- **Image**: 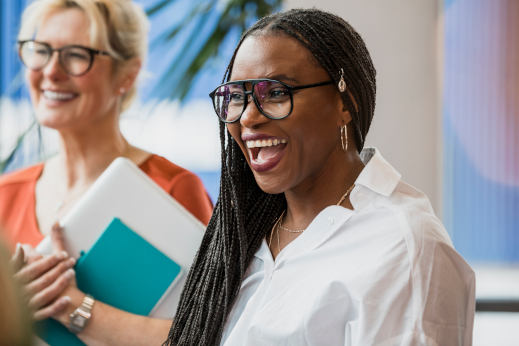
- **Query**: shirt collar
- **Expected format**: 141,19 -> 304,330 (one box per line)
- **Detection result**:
254,148 -> 401,262
354,147 -> 402,197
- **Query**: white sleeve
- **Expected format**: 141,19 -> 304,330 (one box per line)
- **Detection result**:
345,220 -> 475,346
408,239 -> 476,346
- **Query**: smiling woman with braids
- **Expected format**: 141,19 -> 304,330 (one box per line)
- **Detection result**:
166,8 -> 475,346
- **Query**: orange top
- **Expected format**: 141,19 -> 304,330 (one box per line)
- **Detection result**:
0,154 -> 213,250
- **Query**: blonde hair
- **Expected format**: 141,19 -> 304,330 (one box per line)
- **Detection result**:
18,0 -> 149,111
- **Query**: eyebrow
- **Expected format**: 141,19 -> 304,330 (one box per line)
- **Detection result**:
265,74 -> 299,84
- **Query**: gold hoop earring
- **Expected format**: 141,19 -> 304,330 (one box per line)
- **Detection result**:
338,68 -> 346,93
341,124 -> 348,151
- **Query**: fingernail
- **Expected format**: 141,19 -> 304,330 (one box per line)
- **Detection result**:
57,251 -> 68,259
61,296 -> 71,304
65,269 -> 75,278
67,257 -> 76,266
15,243 -> 21,252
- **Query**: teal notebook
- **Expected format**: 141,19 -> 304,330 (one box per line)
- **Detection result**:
37,218 -> 182,345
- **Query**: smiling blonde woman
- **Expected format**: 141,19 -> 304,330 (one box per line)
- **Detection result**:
0,0 -> 212,344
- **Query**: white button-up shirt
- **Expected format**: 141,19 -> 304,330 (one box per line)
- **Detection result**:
221,148 -> 475,346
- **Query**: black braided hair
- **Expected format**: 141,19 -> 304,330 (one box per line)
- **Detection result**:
165,8 -> 376,345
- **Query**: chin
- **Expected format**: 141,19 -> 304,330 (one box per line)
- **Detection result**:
35,111 -> 68,129
253,173 -> 286,195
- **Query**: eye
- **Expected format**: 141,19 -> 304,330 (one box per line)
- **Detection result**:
255,81 -> 291,103
63,48 -> 90,61
34,47 -> 49,56
229,92 -> 245,103
269,88 -> 290,99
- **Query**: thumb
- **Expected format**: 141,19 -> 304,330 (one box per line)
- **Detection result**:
51,222 -> 67,254
10,243 -> 25,271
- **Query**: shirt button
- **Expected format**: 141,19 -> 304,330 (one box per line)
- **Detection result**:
328,216 -> 335,225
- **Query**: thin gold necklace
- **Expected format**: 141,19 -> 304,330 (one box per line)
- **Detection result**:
277,210 -> 305,233
268,183 -> 355,250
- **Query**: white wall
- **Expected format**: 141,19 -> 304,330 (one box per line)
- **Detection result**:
284,0 -> 442,214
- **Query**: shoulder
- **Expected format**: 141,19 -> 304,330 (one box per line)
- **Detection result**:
139,154 -> 213,225
0,164 -> 42,229
391,181 -> 450,242
352,148 -> 465,266
0,164 -> 43,192
353,148 -> 450,245
350,175 -> 474,293
371,181 -> 474,309
344,183 -> 475,343
139,154 -> 200,187
353,173 -> 451,250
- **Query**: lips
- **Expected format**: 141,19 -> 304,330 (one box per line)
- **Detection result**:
242,135 -> 287,172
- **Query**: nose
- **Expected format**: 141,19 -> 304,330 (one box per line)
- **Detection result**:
42,51 -> 67,80
239,94 -> 269,129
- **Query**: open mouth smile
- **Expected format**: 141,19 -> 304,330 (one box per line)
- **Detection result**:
244,137 -> 287,172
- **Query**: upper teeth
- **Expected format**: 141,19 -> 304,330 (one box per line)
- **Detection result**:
246,138 -> 287,148
43,90 -> 75,100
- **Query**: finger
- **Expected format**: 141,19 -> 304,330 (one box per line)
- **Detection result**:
28,268 -> 75,310
51,222 -> 67,253
14,251 -> 69,284
25,257 -> 76,296
33,295 -> 71,321
21,244 -> 42,265
10,243 -> 25,271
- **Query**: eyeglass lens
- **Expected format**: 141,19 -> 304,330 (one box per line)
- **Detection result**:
213,80 -> 292,122
19,41 -> 93,76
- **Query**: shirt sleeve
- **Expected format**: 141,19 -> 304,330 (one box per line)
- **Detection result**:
345,217 -> 475,346
406,238 -> 476,346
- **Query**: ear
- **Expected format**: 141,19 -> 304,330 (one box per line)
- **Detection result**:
116,58 -> 141,95
335,92 -> 352,127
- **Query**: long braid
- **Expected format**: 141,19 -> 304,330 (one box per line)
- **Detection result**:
166,8 -> 375,345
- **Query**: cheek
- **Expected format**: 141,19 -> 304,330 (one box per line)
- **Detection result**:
226,124 -> 249,159
27,71 -> 40,93
226,123 -> 241,145
290,107 -> 338,156
78,75 -> 102,92
77,76 -> 115,105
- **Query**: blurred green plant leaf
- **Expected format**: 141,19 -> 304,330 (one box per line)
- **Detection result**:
146,0 -> 282,101
0,119 -> 37,173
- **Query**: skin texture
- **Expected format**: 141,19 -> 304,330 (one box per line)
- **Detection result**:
227,34 -> 365,258
13,8 -> 171,345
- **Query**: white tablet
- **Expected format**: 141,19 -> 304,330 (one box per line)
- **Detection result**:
36,157 -> 205,318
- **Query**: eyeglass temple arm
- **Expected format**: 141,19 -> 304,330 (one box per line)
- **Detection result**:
290,80 -> 333,91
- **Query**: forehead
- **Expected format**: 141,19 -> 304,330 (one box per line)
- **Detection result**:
35,8 -> 91,46
230,34 -> 326,83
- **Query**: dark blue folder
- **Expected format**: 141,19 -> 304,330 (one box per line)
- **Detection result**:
37,218 -> 182,345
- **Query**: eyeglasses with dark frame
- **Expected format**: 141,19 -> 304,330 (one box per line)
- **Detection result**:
209,78 -> 333,123
18,40 -> 111,77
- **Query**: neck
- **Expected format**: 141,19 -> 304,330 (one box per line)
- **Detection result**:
57,132 -> 129,188
49,112 -> 141,191
283,150 -> 365,229
38,112 -> 151,219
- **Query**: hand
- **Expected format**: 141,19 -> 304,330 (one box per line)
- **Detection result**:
12,224 -> 77,320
